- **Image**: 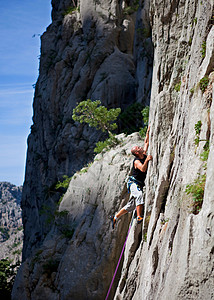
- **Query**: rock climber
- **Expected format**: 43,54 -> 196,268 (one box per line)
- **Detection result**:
111,125 -> 152,229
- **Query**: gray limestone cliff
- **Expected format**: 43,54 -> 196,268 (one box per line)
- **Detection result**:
21,0 -> 153,259
0,182 -> 23,263
13,0 -> 214,299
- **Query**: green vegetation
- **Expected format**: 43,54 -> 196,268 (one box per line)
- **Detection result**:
194,120 -> 202,146
55,175 -> 72,197
78,167 -> 88,175
0,259 -> 20,300
193,17 -> 197,24
190,87 -> 195,94
200,148 -> 209,161
72,99 -> 121,153
119,102 -> 144,135
72,99 -> 121,135
63,7 -> 76,15
199,75 -> 209,92
0,227 -> 10,241
14,226 -> 23,234
139,106 -> 150,138
161,218 -> 169,225
11,241 -> 22,249
76,162 -> 93,174
194,120 -> 210,150
45,175 -> 72,200
185,121 -> 210,214
137,27 -> 151,38
62,228 -> 75,239
185,174 -> 206,214
194,120 -> 202,135
123,0 -> 139,15
200,41 -> 206,58
94,135 -> 120,153
142,106 -> 149,125
41,175 -> 72,225
62,1 -> 79,16
12,249 -> 22,255
72,99 -> 151,153
174,81 -> 181,92
41,176 -> 78,237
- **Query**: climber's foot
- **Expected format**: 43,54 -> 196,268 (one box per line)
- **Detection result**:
110,216 -> 117,229
137,216 -> 143,224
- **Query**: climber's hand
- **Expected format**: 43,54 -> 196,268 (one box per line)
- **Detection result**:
147,155 -> 153,161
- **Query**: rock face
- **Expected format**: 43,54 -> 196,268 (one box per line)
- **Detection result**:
13,0 -> 214,299
114,0 -> 214,299
22,0 -> 153,259
13,133 -> 143,300
0,182 -> 23,263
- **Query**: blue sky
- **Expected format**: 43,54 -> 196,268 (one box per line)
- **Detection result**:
0,1 -> 51,186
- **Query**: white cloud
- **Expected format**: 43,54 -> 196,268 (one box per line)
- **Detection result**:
0,89 -> 33,96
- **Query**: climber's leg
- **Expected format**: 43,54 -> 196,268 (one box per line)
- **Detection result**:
111,208 -> 128,229
136,204 -> 143,217
130,183 -> 144,224
136,204 -> 143,224
115,208 -> 128,219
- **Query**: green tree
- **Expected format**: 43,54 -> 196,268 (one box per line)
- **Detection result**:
139,106 -> 150,138
72,99 -> 121,136
72,99 -> 121,153
0,259 -> 19,300
141,106 -> 149,125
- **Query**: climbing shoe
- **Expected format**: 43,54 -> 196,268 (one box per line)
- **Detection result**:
110,216 -> 117,229
137,216 -> 143,224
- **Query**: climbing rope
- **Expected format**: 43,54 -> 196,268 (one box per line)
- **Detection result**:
105,212 -> 135,300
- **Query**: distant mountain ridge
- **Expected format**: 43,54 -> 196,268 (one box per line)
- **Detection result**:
0,182 -> 23,262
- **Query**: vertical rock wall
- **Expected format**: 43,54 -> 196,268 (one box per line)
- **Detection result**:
114,0 -> 214,299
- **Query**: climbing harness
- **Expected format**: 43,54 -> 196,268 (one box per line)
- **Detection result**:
105,212 -> 135,300
127,176 -> 143,193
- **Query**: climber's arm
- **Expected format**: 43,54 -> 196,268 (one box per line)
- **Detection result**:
143,124 -> 150,153
134,155 -> 153,173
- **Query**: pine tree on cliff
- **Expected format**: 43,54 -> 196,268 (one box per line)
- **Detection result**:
72,99 -> 121,153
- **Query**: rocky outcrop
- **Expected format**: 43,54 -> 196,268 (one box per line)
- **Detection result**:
0,182 -> 23,263
12,133 -> 143,299
22,0 -> 153,259
13,0 -> 214,299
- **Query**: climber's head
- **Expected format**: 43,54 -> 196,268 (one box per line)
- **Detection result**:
131,146 -> 145,158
